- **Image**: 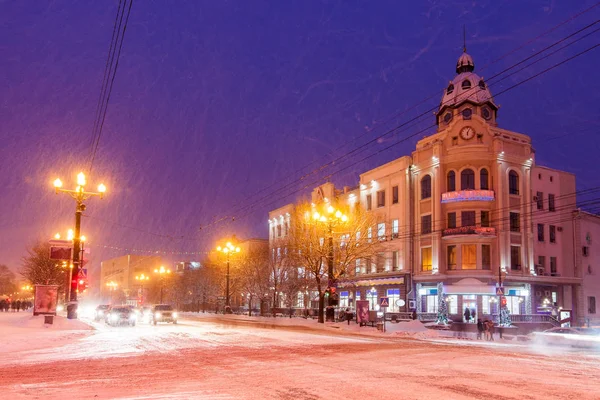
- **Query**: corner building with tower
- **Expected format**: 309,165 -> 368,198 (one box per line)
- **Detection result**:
268,50 -> 585,324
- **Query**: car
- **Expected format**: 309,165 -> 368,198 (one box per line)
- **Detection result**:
530,327 -> 600,348
94,305 -> 111,321
150,304 -> 178,325
105,306 -> 137,327
139,306 -> 152,323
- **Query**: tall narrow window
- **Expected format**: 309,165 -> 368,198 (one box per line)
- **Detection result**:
377,190 -> 385,207
462,211 -> 476,227
536,191 -> 544,210
510,246 -> 521,270
447,245 -> 457,270
510,212 -> 520,232
421,247 -> 432,271
392,219 -> 399,238
480,169 -> 489,190
538,224 -> 545,242
550,225 -> 556,243
392,186 -> 399,204
589,297 -> 596,314
392,251 -> 399,271
482,244 -> 491,270
448,212 -> 456,229
548,194 -> 556,211
461,169 -> 475,190
462,245 -> 477,269
447,171 -> 456,192
377,223 -> 386,240
421,175 -> 432,199
509,171 -> 519,195
481,211 -> 490,227
366,194 -> 372,211
367,227 -> 372,242
538,256 -> 546,274
550,257 -> 557,275
421,215 -> 432,234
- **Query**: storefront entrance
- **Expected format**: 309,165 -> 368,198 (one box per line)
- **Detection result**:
462,294 -> 477,323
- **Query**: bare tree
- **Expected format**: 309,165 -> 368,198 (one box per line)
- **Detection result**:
288,202 -> 378,323
0,264 -> 17,295
235,247 -> 271,316
20,241 -> 68,295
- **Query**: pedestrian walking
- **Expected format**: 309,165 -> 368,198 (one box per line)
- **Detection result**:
471,308 -> 477,323
483,319 -> 490,341
463,307 -> 471,323
477,318 -> 484,340
488,321 -> 495,341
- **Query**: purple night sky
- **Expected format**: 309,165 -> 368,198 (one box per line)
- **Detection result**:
1,1 -> 599,280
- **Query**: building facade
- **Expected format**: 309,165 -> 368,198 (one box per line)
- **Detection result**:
100,255 -> 163,304
269,50 -> 587,323
573,210 -> 600,325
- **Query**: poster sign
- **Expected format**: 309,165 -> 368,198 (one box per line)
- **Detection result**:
355,300 -> 370,325
33,285 -> 59,316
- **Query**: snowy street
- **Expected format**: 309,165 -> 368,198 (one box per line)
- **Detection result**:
1,313 -> 599,399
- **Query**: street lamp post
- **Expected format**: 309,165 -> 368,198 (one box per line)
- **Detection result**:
216,241 -> 241,311
106,281 -> 118,304
53,172 -> 106,319
135,273 -> 150,305
312,205 -> 348,323
153,266 -> 171,304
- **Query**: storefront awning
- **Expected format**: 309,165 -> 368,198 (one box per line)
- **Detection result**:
339,277 -> 405,287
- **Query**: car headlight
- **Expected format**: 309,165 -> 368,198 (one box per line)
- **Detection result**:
110,314 -> 118,321
155,312 -> 162,318
98,310 -> 104,316
172,312 -> 178,319
130,314 -> 137,320
57,305 -> 64,312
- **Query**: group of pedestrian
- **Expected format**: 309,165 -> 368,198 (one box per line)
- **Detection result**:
463,307 -> 477,323
476,318 -> 495,341
0,299 -> 31,312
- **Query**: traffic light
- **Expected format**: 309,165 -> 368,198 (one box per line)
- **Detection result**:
77,279 -> 88,293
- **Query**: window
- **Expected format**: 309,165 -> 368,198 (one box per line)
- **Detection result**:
548,194 -> 556,211
478,79 -> 486,89
589,297 -> 596,314
448,212 -> 456,229
366,258 -> 373,273
538,224 -> 545,242
482,107 -> 491,120
480,169 -> 489,190
509,171 -> 519,195
421,247 -> 432,271
583,246 -> 590,257
448,295 -> 458,314
366,194 -> 372,211
377,223 -> 386,240
550,257 -> 557,276
392,219 -> 399,238
462,108 -> 472,120
538,256 -> 546,274
426,295 -> 438,313
421,215 -> 432,234
461,211 -> 476,227
377,252 -> 386,272
285,222 -> 289,236
510,212 -> 520,232
550,225 -> 556,243
446,84 -> 454,94
482,244 -> 491,270
447,171 -> 456,192
367,227 -> 372,242
392,186 -> 399,204
444,112 -> 453,124
482,296 -> 491,315
510,246 -> 521,270
296,292 -> 305,308
387,289 -> 400,312
377,190 -> 385,207
421,175 -> 432,199
271,226 -> 275,239
366,290 -> 378,310
277,225 -> 282,237
339,291 -> 349,308
506,296 -> 521,315
536,191 -> 543,210
355,259 -> 362,274
447,245 -> 457,270
481,211 -> 490,227
461,169 -> 475,190
462,244 -> 477,269
392,251 -> 399,271
461,80 -> 471,90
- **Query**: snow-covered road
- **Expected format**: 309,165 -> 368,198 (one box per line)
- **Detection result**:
1,313 -> 599,399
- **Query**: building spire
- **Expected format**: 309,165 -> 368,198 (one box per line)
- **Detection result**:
463,25 -> 467,53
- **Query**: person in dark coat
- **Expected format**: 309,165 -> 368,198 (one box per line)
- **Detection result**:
463,307 -> 471,323
477,319 -> 484,340
0,299 -> 5,312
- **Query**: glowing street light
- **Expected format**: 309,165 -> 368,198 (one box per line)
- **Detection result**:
135,274 -> 150,305
216,239 -> 241,309
153,266 -> 171,304
52,171 -> 107,319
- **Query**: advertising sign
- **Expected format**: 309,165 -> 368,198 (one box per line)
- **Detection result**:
33,285 -> 59,316
355,300 -> 370,325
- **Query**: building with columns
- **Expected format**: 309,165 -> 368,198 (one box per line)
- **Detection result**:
268,49 -> 585,324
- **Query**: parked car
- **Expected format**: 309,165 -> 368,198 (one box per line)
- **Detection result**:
150,304 -> 178,325
94,305 -> 111,321
105,306 -> 137,327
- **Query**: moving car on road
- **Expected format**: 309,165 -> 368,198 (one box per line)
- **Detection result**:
105,306 -> 137,327
151,304 -> 178,325
94,305 -> 111,321
530,327 -> 600,348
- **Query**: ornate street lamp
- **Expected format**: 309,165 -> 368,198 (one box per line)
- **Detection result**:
153,266 -> 171,304
135,273 -> 150,305
53,172 -> 106,319
216,240 -> 241,310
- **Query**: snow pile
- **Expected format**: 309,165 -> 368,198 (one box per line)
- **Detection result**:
16,314 -> 94,330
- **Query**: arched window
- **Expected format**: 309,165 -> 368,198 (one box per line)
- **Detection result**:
462,80 -> 471,90
480,168 -> 489,190
478,79 -> 486,89
446,84 -> 454,94
447,171 -> 456,192
509,171 -> 519,195
421,175 -> 432,200
461,169 -> 475,190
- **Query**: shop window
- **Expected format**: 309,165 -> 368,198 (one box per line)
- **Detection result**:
447,295 -> 458,314
426,295 -> 438,313
506,296 -> 522,315
447,245 -> 457,270
511,246 -> 521,270
339,291 -> 349,308
510,212 -> 520,232
461,169 -> 475,190
482,296 -> 491,315
421,175 -> 432,199
482,245 -> 491,270
480,168 -> 489,190
447,170 -> 456,192
462,244 -> 477,269
421,247 -> 432,271
366,290 -> 378,310
387,289 -> 401,312
509,171 -> 519,195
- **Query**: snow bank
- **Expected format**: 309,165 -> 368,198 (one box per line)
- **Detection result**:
16,314 -> 94,331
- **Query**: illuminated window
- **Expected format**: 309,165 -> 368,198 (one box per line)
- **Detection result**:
426,295 -> 438,313
447,295 -> 458,314
392,219 -> 399,238
387,289 -> 400,312
421,247 -> 432,271
377,223 -> 386,240
447,245 -> 457,270
462,245 -> 477,269
366,289 -> 378,310
339,291 -> 349,308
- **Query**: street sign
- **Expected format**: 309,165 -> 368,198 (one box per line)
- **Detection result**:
379,297 -> 389,307
396,299 -> 405,307
496,287 -> 504,295
78,269 -> 87,279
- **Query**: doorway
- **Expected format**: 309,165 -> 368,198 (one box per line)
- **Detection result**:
462,295 -> 477,323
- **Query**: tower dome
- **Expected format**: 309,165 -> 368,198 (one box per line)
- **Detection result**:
456,52 -> 475,74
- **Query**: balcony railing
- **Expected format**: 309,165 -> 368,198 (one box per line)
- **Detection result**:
441,189 -> 495,203
442,226 -> 496,237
